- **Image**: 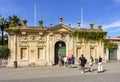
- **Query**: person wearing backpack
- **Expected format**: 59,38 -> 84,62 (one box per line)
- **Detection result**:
79,54 -> 87,74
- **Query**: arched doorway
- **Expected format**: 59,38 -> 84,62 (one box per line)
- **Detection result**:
54,41 -> 66,65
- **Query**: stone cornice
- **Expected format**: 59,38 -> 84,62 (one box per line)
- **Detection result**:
7,23 -> 106,34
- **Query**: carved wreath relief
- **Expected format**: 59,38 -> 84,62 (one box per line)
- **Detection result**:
54,33 -> 67,42
18,35 -> 46,47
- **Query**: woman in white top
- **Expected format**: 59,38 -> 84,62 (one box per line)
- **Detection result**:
89,56 -> 94,71
63,56 -> 67,67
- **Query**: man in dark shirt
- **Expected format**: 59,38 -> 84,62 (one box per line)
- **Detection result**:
79,54 -> 86,73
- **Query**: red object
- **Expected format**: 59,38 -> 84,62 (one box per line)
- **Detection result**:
67,53 -> 72,59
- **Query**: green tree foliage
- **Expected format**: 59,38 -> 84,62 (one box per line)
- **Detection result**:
0,36 -> 2,45
8,15 -> 22,27
104,41 -> 118,53
4,15 -> 22,35
0,46 -> 9,66
0,15 -> 8,46
0,46 -> 9,59
0,36 -> 8,45
0,16 -> 8,29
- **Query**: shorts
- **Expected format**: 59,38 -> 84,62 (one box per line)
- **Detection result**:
81,64 -> 85,67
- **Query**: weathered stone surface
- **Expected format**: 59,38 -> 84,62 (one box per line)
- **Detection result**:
7,24 -> 104,67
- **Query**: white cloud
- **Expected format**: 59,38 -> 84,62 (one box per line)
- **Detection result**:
103,20 -> 120,29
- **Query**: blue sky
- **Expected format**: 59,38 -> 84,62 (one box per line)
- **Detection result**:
0,0 -> 120,37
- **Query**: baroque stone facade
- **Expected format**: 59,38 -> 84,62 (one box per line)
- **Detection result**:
7,19 -> 105,67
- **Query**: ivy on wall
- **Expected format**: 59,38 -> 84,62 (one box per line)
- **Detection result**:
69,31 -> 118,53
104,41 -> 118,53
0,46 -> 10,59
69,31 -> 107,42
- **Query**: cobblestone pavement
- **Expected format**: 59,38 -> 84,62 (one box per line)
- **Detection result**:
0,61 -> 120,82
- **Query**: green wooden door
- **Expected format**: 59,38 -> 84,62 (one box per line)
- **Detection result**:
55,41 -> 66,64
109,49 -> 117,60
58,47 -> 66,57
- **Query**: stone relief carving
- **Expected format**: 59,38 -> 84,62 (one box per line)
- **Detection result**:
19,41 -> 28,47
90,44 -> 96,48
18,35 -> 46,42
37,36 -> 42,40
54,33 -> 67,41
69,37 -> 73,42
37,35 -> 46,42
76,43 -> 83,48
37,42 -> 46,47
76,38 -> 82,43
18,36 -> 27,41
49,32 -> 54,41
28,35 -> 36,41
49,36 -> 53,41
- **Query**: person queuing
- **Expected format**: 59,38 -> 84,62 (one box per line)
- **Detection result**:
58,56 -> 62,67
71,55 -> 75,67
63,56 -> 68,67
97,56 -> 103,73
79,54 -> 87,74
89,56 -> 94,72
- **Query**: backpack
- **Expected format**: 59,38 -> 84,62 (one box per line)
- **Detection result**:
85,58 -> 87,64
